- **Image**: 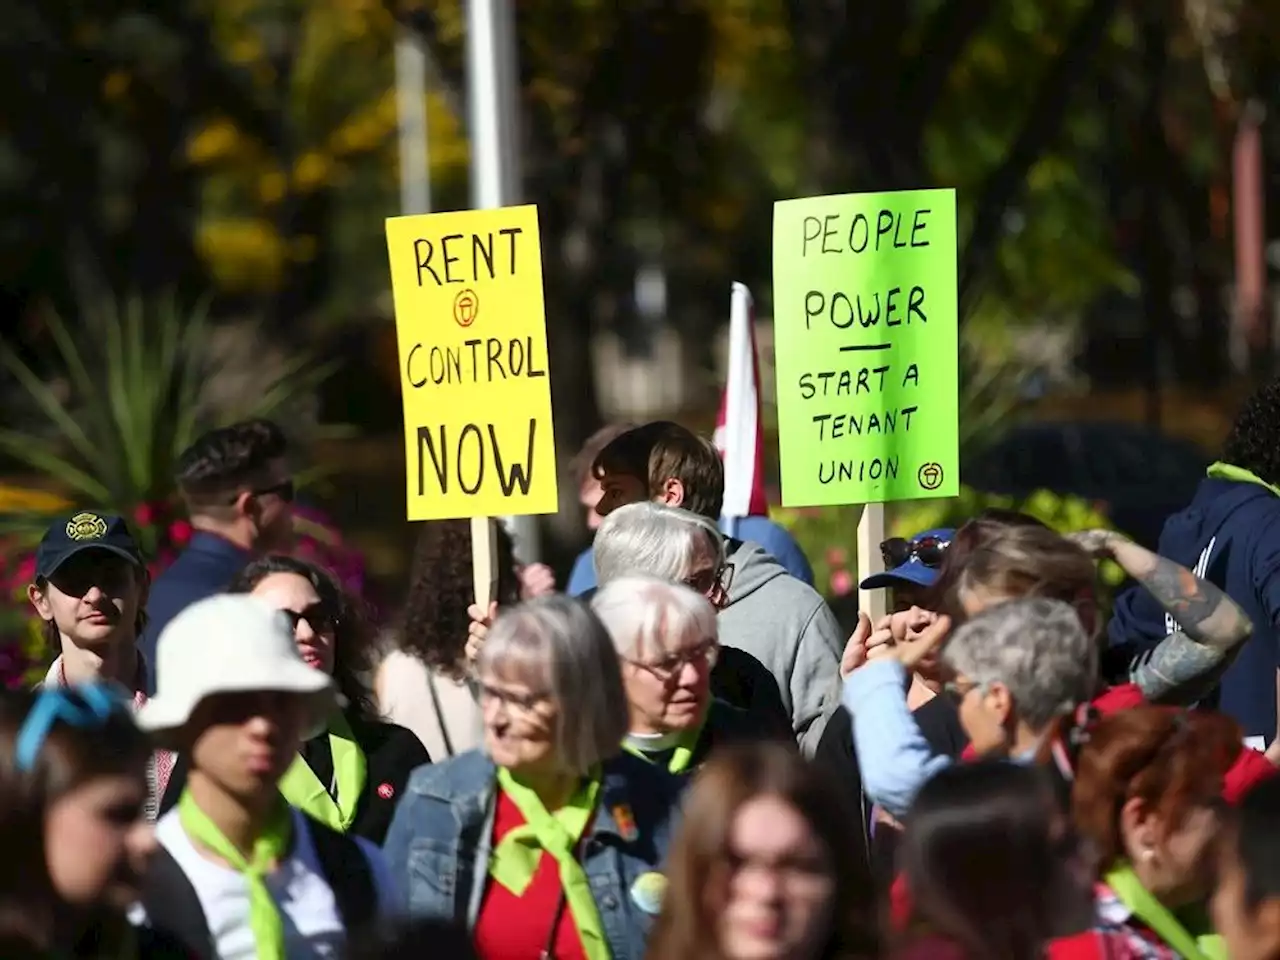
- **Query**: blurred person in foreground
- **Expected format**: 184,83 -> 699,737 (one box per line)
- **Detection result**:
1109,378 -> 1280,747
590,422 -> 843,752
1057,705 -> 1242,958
645,741 -> 877,960
593,576 -> 779,778
1212,775 -> 1280,960
133,595 -> 394,959
844,523 -> 1259,821
383,595 -> 682,960
141,419 -> 295,692
0,686 -> 190,959
27,511 -> 175,818
159,556 -> 428,844
893,760 -> 1094,960
592,501 -> 789,734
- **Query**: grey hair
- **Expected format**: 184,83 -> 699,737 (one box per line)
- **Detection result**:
591,575 -> 719,661
942,596 -> 1098,732
593,501 -> 726,585
477,595 -> 628,774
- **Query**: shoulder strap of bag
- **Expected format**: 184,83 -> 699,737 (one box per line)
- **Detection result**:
426,671 -> 456,758
138,844 -> 215,960
308,816 -> 379,937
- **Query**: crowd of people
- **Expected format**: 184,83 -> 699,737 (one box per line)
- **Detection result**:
10,380 -> 1280,959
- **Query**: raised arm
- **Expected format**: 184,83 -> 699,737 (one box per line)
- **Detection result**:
1071,530 -> 1252,703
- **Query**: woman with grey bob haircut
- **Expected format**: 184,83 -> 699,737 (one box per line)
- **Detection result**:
942,596 -> 1098,752
594,501 -> 731,603
592,503 -> 791,737
383,595 -> 685,960
594,577 -> 777,776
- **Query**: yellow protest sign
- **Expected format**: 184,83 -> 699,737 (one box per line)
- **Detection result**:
385,204 -> 558,521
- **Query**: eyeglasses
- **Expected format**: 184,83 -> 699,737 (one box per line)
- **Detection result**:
255,480 -> 295,503
626,637 -> 720,681
281,604 -> 336,635
881,535 -> 950,570
478,682 -> 553,714
15,684 -> 132,772
683,564 -> 733,598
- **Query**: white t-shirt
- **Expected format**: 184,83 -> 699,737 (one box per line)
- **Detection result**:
132,807 -> 396,959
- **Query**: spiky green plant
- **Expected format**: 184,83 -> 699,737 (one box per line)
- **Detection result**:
0,294 -> 341,546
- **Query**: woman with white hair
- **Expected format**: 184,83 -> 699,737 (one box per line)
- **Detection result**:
593,502 -> 791,738
382,595 -> 683,960
593,577 -> 777,776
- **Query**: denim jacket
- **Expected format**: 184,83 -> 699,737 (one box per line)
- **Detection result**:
382,749 -> 683,960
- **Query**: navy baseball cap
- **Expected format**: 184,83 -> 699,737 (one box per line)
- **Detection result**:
35,512 -> 145,579
859,527 -> 955,591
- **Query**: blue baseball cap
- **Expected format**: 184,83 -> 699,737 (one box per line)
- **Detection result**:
859,527 -> 955,591
35,512 -> 145,580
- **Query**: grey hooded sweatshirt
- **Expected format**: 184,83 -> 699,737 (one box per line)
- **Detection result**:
718,540 -> 845,754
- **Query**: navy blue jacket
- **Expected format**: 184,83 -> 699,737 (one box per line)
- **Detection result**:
1107,478 -> 1280,739
140,533 -> 251,694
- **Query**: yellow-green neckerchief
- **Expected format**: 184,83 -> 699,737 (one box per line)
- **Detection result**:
278,711 -> 367,832
1207,461 -> 1280,499
178,789 -> 292,960
1105,864 -> 1225,960
622,708 -> 709,774
489,767 -> 610,960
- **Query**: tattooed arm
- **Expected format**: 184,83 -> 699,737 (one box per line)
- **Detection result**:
1070,530 -> 1252,703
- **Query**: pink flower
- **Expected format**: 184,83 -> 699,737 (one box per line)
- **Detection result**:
825,546 -> 847,566
168,520 -> 193,546
134,502 -> 155,526
830,569 -> 854,597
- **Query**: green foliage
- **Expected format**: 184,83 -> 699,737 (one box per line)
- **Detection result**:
0,294 -> 339,546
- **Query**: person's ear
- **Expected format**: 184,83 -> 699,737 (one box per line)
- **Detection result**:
1119,796 -> 1158,862
657,477 -> 685,508
984,682 -> 1013,725
232,489 -> 255,520
27,583 -> 53,621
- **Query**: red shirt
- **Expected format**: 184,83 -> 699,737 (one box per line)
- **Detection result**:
473,788 -> 589,960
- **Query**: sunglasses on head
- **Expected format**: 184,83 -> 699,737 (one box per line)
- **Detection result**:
880,535 -> 950,570
15,684 -> 133,773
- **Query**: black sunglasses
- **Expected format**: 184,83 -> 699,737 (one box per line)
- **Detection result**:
881,535 -> 950,569
281,603 -> 336,635
255,479 -> 295,503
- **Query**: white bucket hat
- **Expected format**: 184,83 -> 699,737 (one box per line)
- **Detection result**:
136,594 -> 337,746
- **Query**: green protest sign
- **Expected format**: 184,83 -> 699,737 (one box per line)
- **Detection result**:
772,188 -> 959,507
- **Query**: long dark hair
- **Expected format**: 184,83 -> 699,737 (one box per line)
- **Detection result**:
647,741 -> 878,960
0,688 -> 151,955
227,555 -> 377,719
397,519 -> 522,680
901,760 -> 1079,960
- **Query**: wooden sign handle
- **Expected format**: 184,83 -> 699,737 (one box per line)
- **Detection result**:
471,516 -> 499,610
856,503 -> 888,622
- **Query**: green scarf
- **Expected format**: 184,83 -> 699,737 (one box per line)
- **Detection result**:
1105,864 -> 1225,960
621,710 -> 709,774
490,768 -> 610,960
178,790 -> 293,960
1207,461 -> 1280,499
278,712 -> 367,832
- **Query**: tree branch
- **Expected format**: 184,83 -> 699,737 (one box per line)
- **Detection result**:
958,0 -> 1123,320
902,0 -> 999,135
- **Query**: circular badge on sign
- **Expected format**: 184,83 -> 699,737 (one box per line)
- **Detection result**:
629,872 -> 668,916
917,462 -> 944,491
453,289 -> 479,327
66,512 -> 108,542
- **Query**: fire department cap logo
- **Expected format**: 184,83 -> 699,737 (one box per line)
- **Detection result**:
66,512 -> 109,542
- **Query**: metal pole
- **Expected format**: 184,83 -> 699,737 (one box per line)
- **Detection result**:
465,0 -> 540,562
395,28 -> 431,215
